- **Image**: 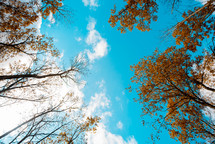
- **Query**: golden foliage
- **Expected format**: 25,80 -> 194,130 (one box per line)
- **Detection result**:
109,0 -> 215,53
113,0 -> 215,142
130,46 -> 215,142
172,1 -> 215,52
108,0 -> 158,33
0,0 -> 65,60
0,1 -> 99,143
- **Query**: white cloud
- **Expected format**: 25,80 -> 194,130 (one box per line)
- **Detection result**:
101,111 -> 112,119
76,37 -> 82,42
85,79 -> 111,122
86,80 -> 109,117
86,91 -> 110,117
87,123 -> 138,144
48,12 -> 56,24
122,91 -> 125,95
85,18 -> 108,62
115,96 -> 120,101
82,0 -> 98,8
35,15 -> 42,34
117,121 -> 123,130
196,0 -> 215,5
127,136 -> 138,144
85,80 -> 137,144
196,0 -> 208,4
97,79 -> 105,88
87,18 -> 96,31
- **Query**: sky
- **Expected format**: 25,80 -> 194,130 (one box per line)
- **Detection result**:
39,0 -> 180,143
38,0 -> 208,143
0,0 -> 206,144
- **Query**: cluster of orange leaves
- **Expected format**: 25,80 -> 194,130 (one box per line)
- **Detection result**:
173,1 -> 215,52
0,0 -> 64,61
129,45 -> 215,143
41,0 -> 63,19
108,0 -> 158,33
111,0 -> 215,142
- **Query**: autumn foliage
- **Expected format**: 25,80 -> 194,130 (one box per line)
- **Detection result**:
109,0 -> 158,33
110,0 -> 215,143
129,46 -> 215,143
0,0 -> 67,61
172,0 -> 215,52
0,0 -> 99,143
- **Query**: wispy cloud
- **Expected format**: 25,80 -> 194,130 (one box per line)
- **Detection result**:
86,91 -> 110,117
87,123 -> 138,144
97,79 -> 105,88
85,80 -> 137,144
47,12 -> 56,27
35,15 -> 42,34
85,17 -> 108,62
117,121 -> 123,130
82,0 -> 98,8
75,37 -> 82,42
196,0 -> 208,4
85,80 -> 110,117
48,12 -> 56,24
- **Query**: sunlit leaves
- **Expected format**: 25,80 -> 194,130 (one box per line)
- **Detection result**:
0,0 -> 64,31
0,0 -> 63,60
172,0 -> 215,52
129,46 -> 215,142
0,0 -> 99,143
112,0 -> 215,142
108,0 -> 158,33
40,0 -> 64,19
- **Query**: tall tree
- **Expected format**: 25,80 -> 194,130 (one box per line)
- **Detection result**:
129,46 -> 215,143
109,0 -> 215,52
0,0 -> 68,61
0,0 -> 98,143
109,0 -> 215,143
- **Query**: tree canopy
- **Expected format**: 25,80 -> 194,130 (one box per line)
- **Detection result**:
0,0 -> 99,143
109,0 -> 215,51
129,46 -> 215,143
109,0 -> 215,143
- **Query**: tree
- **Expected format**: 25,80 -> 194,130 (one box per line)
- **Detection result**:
109,0 -> 215,143
42,116 -> 100,144
0,103 -> 100,143
109,0 -> 215,52
109,0 -> 214,41
129,46 -> 215,143
108,0 -> 158,33
0,0 -> 99,143
0,0 -> 65,31
0,0 -> 68,61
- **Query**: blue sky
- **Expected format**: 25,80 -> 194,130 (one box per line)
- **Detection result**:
40,0 -> 204,143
